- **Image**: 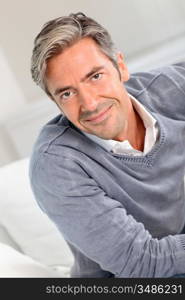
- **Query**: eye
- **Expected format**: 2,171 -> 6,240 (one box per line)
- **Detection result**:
91,73 -> 102,81
60,90 -> 74,101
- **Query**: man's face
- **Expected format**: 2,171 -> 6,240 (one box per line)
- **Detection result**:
46,37 -> 132,141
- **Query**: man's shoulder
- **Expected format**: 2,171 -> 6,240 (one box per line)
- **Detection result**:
29,114 -> 91,174
31,114 -> 70,154
29,114 -> 78,182
126,62 -> 185,119
126,62 -> 185,97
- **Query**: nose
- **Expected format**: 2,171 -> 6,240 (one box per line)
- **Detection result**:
79,86 -> 98,112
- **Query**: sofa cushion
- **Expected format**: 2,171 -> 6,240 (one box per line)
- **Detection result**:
0,158 -> 74,270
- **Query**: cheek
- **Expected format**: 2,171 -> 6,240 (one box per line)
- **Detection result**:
60,101 -> 80,123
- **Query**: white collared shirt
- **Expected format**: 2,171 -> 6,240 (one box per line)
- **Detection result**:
84,94 -> 159,156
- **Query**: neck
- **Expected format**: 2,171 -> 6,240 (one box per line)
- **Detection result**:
113,95 -> 146,151
131,109 -> 146,151
129,107 -> 145,151
115,103 -> 145,151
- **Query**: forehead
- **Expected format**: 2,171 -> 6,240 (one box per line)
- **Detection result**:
46,37 -> 112,78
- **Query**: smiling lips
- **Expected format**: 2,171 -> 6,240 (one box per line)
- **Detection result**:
84,105 -> 113,125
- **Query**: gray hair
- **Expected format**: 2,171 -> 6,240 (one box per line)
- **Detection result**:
31,12 -> 119,98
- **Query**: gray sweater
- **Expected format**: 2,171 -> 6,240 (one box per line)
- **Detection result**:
29,63 -> 185,277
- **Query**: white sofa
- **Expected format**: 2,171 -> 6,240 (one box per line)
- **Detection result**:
0,158 -> 74,277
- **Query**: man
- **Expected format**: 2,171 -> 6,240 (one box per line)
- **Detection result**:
30,12 -> 185,277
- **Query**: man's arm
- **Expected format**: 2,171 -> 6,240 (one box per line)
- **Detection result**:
30,154 -> 185,277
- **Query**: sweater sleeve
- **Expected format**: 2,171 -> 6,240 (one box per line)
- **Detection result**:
30,153 -> 185,277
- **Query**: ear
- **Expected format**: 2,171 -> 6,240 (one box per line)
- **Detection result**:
116,52 -> 130,82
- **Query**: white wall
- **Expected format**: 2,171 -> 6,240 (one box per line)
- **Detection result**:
0,48 -> 25,121
0,0 -> 185,166
0,47 -> 26,165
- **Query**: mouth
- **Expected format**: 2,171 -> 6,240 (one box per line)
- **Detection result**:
84,105 -> 113,125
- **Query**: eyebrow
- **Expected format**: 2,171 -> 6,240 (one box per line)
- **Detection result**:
54,85 -> 73,96
80,65 -> 104,82
54,65 -> 104,96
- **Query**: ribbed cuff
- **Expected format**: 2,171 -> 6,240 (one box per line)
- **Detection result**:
173,234 -> 185,275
